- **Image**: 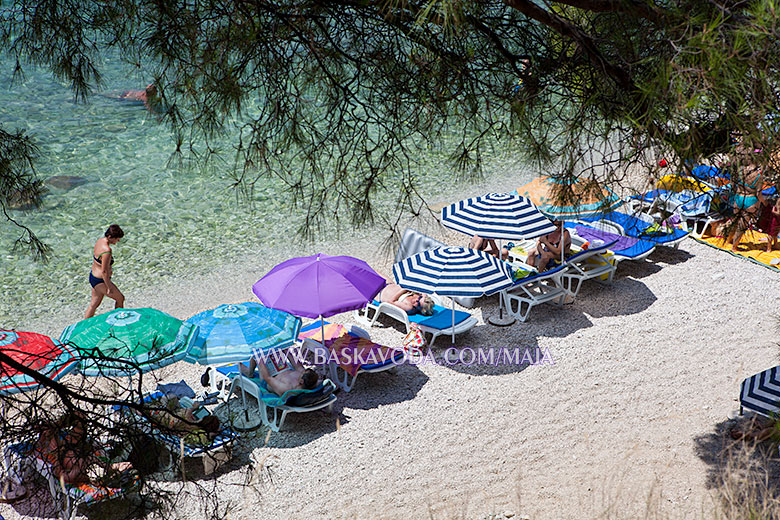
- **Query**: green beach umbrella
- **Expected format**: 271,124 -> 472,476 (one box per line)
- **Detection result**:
60,308 -> 200,377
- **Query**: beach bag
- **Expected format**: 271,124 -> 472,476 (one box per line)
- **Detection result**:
402,323 -> 427,353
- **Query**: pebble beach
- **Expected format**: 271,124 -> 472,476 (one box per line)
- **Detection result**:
3,184 -> 779,519
2,48 -> 779,520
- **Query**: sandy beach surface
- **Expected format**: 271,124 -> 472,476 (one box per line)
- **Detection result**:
3,183 -> 780,520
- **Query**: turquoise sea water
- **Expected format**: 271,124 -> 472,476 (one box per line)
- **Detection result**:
0,54 -> 530,329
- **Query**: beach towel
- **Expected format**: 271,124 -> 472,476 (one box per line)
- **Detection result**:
298,323 -> 348,342
757,204 -> 780,237
694,229 -> 780,272
573,225 -> 638,251
156,380 -> 196,399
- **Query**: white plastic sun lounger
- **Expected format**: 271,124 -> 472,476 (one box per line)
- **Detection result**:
228,369 -> 337,432
299,322 -> 404,392
354,293 -> 477,347
580,206 -> 690,248
557,237 -> 619,296
499,258 -> 569,322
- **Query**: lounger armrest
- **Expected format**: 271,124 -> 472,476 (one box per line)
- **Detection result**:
374,302 -> 412,328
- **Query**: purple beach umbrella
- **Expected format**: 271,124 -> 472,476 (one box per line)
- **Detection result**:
252,253 -> 386,346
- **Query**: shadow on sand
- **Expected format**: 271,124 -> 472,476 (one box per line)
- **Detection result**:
694,417 -> 780,511
576,276 -> 657,319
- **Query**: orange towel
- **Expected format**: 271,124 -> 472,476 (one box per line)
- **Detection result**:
298,323 -> 348,342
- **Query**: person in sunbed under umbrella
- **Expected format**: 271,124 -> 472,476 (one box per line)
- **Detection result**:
377,283 -> 435,316
35,411 -> 136,486
469,235 -> 509,261
147,395 -> 221,443
239,350 -> 319,396
527,219 -> 572,271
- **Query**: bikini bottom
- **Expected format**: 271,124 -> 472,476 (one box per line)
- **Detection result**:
731,194 -> 759,210
89,272 -> 105,288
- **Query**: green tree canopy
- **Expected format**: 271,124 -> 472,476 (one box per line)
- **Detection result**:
3,0 -> 780,255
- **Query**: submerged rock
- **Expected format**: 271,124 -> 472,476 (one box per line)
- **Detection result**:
46,175 -> 89,190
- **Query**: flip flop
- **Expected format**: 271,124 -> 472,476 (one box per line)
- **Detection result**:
0,482 -> 28,504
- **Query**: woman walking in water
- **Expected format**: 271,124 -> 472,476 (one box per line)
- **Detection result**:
85,224 -> 125,319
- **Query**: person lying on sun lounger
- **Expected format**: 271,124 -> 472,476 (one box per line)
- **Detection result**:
240,350 -> 319,397
377,283 -> 435,316
35,411 -> 135,486
146,395 -> 221,443
527,219 -> 572,271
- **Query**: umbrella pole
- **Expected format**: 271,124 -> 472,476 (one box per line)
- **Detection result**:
499,239 -> 505,318
451,299 -> 455,344
561,221 -> 573,303
488,239 -> 516,327
320,315 -> 325,347
0,400 -> 10,498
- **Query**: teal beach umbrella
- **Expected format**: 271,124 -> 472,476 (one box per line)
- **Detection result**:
184,302 -> 301,365
60,308 -> 199,377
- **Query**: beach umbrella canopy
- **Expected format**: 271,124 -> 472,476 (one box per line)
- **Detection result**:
393,246 -> 514,297
441,192 -> 556,240
740,365 -> 780,417
516,175 -> 622,220
0,330 -> 79,395
60,308 -> 199,377
184,302 -> 301,365
393,247 -> 514,342
252,253 -> 385,319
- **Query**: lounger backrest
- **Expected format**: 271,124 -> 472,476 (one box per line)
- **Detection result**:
395,227 -> 476,308
395,227 -> 447,263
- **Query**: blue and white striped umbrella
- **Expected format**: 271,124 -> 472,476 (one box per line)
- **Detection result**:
184,302 -> 301,365
441,192 -> 556,240
393,247 -> 514,342
393,247 -> 514,297
740,365 -> 780,417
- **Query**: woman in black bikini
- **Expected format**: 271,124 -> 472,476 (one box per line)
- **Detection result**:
84,224 -> 125,319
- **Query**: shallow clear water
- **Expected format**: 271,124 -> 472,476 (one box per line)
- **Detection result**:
0,54 -> 531,329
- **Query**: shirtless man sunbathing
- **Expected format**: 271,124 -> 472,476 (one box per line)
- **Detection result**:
239,350 -> 319,396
